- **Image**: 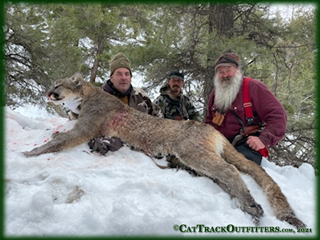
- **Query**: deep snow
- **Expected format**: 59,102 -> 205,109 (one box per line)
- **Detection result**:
4,105 -> 316,237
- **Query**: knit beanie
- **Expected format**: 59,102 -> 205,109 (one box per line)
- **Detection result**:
109,53 -> 132,77
214,52 -> 240,71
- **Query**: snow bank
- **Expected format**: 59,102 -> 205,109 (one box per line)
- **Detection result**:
4,106 -> 316,237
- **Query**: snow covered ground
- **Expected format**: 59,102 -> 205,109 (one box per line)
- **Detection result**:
4,105 -> 316,237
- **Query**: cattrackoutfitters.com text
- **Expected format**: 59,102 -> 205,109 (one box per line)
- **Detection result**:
173,224 -> 309,234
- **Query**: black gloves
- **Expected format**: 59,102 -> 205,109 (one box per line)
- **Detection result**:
88,136 -> 123,155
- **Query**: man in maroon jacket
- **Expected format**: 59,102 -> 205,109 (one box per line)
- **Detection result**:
205,52 -> 287,165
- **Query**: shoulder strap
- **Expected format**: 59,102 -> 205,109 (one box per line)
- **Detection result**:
243,77 -> 254,126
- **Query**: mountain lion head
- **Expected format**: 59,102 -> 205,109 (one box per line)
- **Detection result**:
47,73 -> 83,105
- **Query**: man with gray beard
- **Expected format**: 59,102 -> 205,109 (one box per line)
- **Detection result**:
205,52 -> 287,165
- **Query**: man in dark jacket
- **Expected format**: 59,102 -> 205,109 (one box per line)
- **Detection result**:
205,52 -> 287,165
88,52 -> 162,154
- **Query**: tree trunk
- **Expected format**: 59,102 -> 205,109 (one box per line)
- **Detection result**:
212,4 -> 234,37
203,4 -> 234,118
90,36 -> 105,83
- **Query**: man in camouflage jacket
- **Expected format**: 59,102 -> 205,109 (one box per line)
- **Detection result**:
88,53 -> 162,154
154,70 -> 201,121
154,70 -> 200,173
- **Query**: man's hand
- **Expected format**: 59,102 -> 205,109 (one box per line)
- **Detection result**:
246,136 -> 265,151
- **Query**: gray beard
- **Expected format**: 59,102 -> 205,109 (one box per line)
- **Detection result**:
214,70 -> 243,112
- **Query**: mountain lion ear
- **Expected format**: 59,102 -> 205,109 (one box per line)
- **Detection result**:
71,73 -> 83,86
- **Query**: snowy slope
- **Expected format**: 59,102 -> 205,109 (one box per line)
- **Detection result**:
4,105 -> 316,237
